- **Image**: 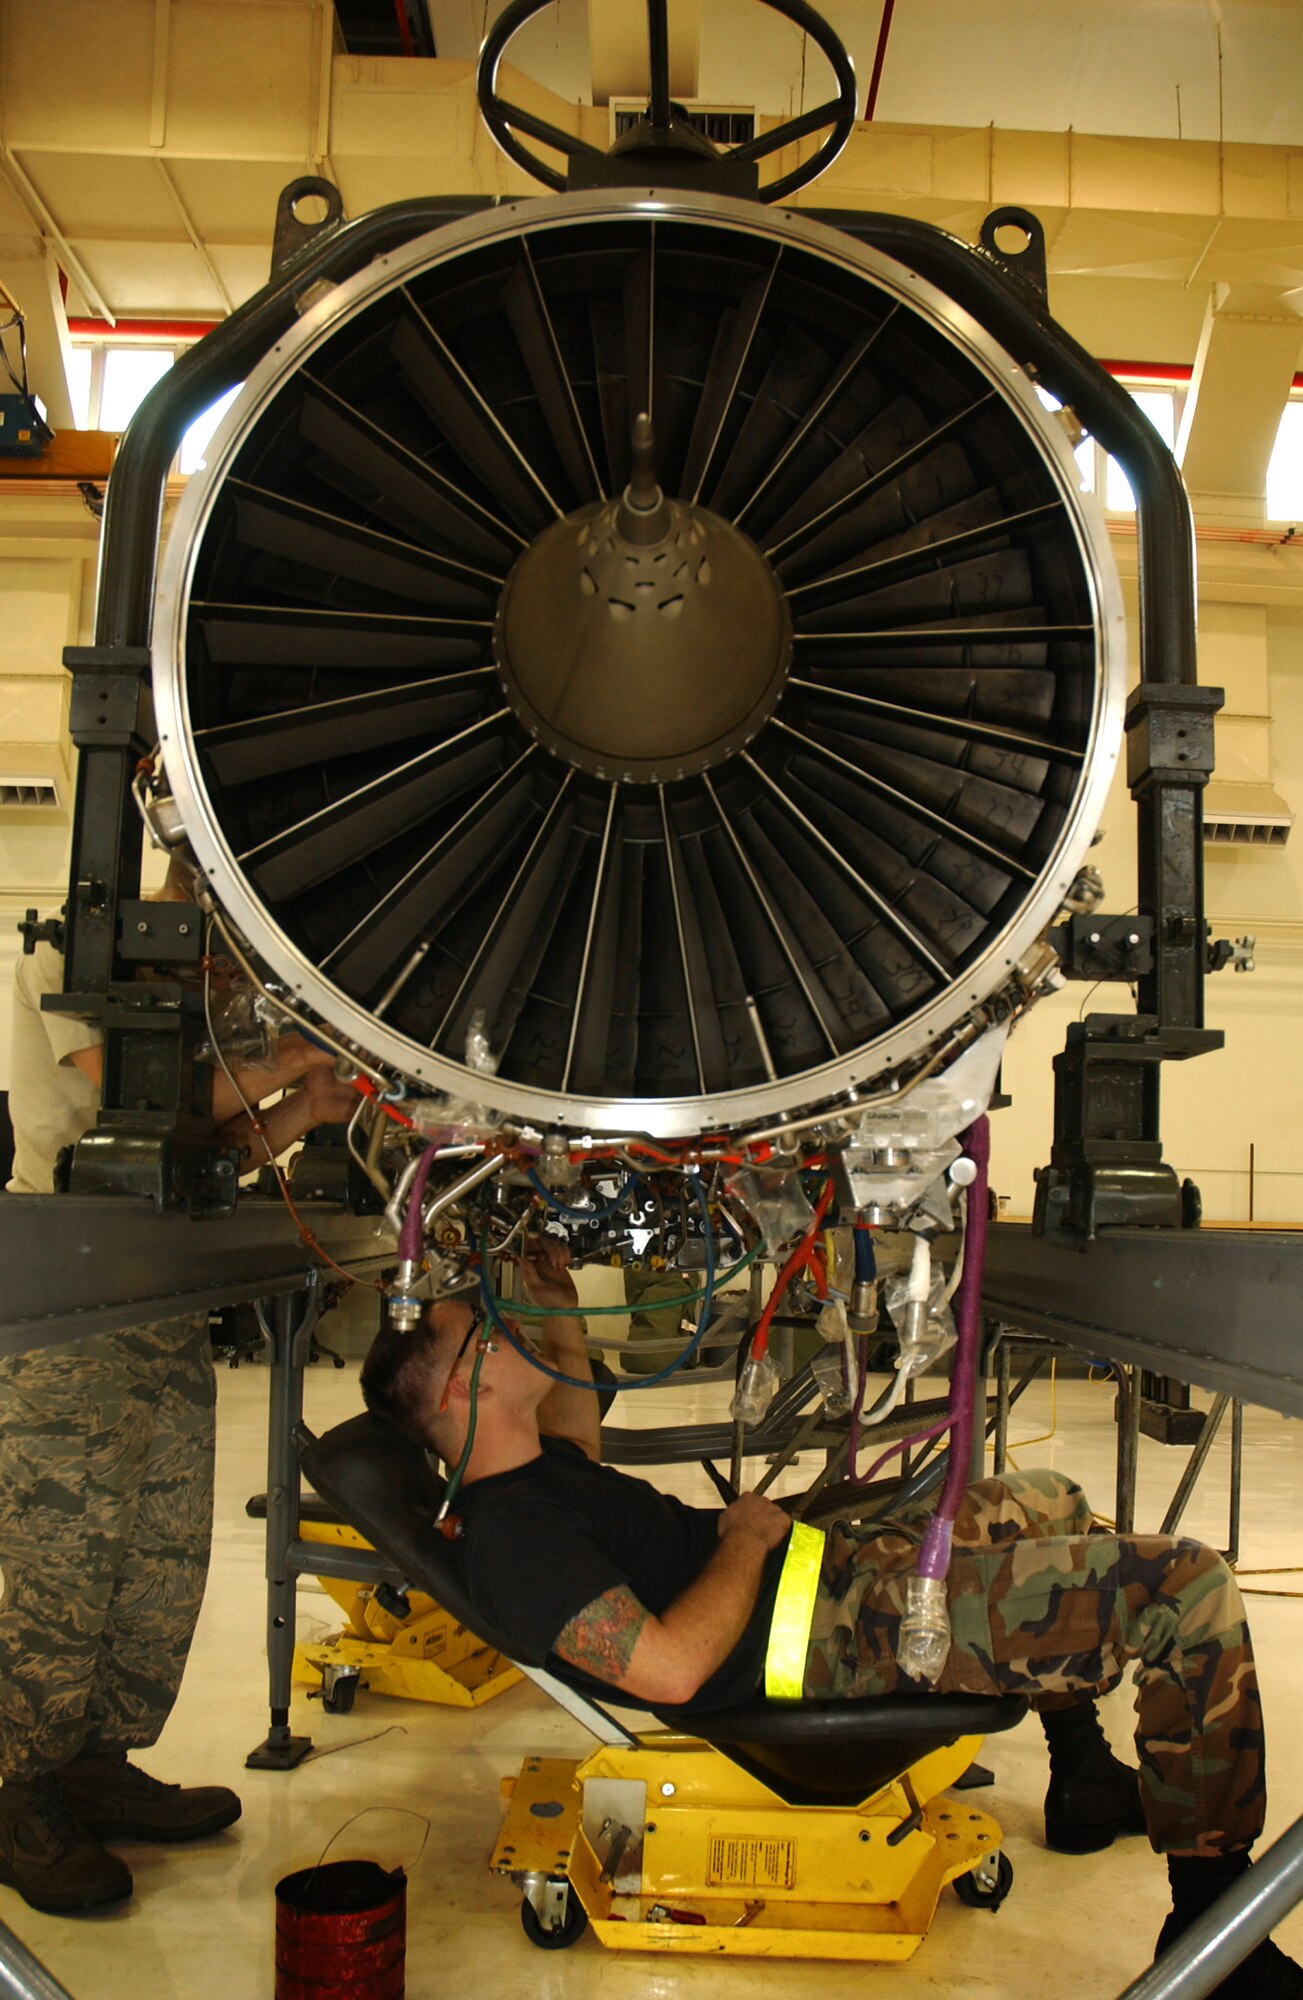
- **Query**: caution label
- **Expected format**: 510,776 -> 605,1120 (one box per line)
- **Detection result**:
705,1835 -> 795,1890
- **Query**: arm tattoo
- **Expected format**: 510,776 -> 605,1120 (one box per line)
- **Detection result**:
554,1585 -> 648,1687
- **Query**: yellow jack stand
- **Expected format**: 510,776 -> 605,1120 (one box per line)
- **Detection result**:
493,1731 -> 1010,1961
292,1518 -> 521,1710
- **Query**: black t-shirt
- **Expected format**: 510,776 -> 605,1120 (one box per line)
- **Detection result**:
450,1438 -> 789,1714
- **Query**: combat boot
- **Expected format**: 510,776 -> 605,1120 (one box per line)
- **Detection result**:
1044,1747 -> 1148,1852
59,1752 -> 241,1844
0,1774 -> 133,1914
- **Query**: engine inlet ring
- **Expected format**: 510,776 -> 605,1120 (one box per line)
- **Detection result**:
153,189 -> 1124,1138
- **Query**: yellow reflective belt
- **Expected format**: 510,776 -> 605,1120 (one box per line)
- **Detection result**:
763,1521 -> 826,1699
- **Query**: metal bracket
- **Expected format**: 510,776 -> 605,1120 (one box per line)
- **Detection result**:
270,176 -> 346,283
63,645 -> 155,752
977,206 -> 1049,303
117,898 -> 203,965
1051,914 -> 1154,984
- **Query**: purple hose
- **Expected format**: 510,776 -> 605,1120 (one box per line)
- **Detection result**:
397,1144 -> 440,1263
916,1114 -> 990,1582
857,1414 -> 952,1490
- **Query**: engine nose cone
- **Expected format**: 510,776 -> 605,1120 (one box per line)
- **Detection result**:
495,419 -> 791,782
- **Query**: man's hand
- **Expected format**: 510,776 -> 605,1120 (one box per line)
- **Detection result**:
717,1491 -> 791,1551
301,1064 -> 361,1124
517,1234 -> 579,1311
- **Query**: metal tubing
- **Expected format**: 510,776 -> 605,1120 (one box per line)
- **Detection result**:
646,0 -> 671,130
1116,1364 -> 1141,1535
1159,1393 -> 1230,1537
993,1333 -> 1011,1474
0,1919 -> 79,2000
1227,1400 -> 1243,1566
261,1280 -> 317,1744
1112,1812 -> 1303,2000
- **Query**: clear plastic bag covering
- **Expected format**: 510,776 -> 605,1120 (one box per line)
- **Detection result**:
841,1142 -> 958,1217
884,1263 -> 956,1380
849,1021 -> 1010,1154
817,1297 -> 849,1343
811,1342 -> 852,1417
464,1009 -> 500,1076
406,1093 -> 507,1143
725,1165 -> 814,1253
731,1352 -> 781,1425
193,979 -> 276,1068
896,1574 -> 951,1683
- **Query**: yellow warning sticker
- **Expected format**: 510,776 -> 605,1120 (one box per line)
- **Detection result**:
705,1835 -> 795,1890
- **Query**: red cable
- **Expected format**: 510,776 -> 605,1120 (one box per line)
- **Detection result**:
749,1177 -> 835,1362
350,1075 -> 417,1129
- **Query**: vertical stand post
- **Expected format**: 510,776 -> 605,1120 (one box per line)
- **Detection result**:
993,1332 -> 1011,1476
0,1916 -> 79,2000
1113,1812 -> 1303,2000
1116,1364 -> 1141,1534
246,1274 -> 319,1770
1227,1400 -> 1243,1566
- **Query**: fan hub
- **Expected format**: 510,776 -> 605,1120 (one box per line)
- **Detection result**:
494,494 -> 791,783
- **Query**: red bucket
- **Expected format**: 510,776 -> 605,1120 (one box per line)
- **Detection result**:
275,1859 -> 406,2000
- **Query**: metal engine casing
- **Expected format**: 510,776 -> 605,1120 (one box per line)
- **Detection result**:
152,190 -> 1125,1143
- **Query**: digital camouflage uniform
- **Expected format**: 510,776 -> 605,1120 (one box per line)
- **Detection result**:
0,1317 -> 215,1782
805,1467 -> 1265,1858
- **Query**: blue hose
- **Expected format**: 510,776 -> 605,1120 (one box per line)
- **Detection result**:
479,1172 -> 718,1393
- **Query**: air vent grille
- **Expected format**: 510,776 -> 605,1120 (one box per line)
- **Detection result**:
612,101 -> 756,145
1205,817 -> 1291,846
0,777 -> 62,810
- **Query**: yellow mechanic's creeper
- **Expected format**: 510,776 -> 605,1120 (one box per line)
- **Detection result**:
493,1729 -> 1011,1961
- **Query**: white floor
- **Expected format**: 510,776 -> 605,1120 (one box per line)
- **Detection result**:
4,1359 -> 1302,2000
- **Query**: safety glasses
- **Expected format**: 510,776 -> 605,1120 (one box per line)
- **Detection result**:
439,1300 -> 485,1412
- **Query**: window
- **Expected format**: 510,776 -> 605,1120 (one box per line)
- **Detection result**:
1103,387 -> 1178,512
1266,398 -> 1303,523
1042,380 -> 1184,515
69,337 -> 243,477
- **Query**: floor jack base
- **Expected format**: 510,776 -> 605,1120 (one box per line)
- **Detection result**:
293,1519 -> 523,1711
246,1733 -> 314,1771
492,1734 -> 1010,1962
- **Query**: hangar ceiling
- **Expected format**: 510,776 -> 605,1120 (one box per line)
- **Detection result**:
0,0 -> 1300,512
0,0 -> 1300,323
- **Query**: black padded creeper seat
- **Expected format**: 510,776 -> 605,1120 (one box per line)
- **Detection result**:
299,1412 -> 1027,1801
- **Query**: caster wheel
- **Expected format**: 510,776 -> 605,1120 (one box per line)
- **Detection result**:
954,1851 -> 1013,1911
520,1885 -> 588,1949
321,1673 -> 358,1715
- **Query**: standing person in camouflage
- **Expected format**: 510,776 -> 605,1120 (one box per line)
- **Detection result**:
0,861 -> 358,1916
361,1286 -> 1302,2000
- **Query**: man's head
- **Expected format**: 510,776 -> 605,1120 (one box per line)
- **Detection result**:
360,1289 -> 546,1466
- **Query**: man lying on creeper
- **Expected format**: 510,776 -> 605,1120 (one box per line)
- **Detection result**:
362,1238 -> 1299,1998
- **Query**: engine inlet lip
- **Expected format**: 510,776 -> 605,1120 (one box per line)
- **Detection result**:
152,186 -> 1126,1140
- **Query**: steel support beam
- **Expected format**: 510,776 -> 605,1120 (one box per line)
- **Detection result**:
982,1223 -> 1303,1420
0,1195 -> 394,1358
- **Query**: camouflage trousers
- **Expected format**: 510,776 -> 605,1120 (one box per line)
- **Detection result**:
0,1318 -> 215,1782
805,1468 -> 1265,1858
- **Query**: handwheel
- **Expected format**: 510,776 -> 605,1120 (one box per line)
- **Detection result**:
520,1882 -> 589,1949
476,0 -> 858,202
953,1850 -> 1014,1910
